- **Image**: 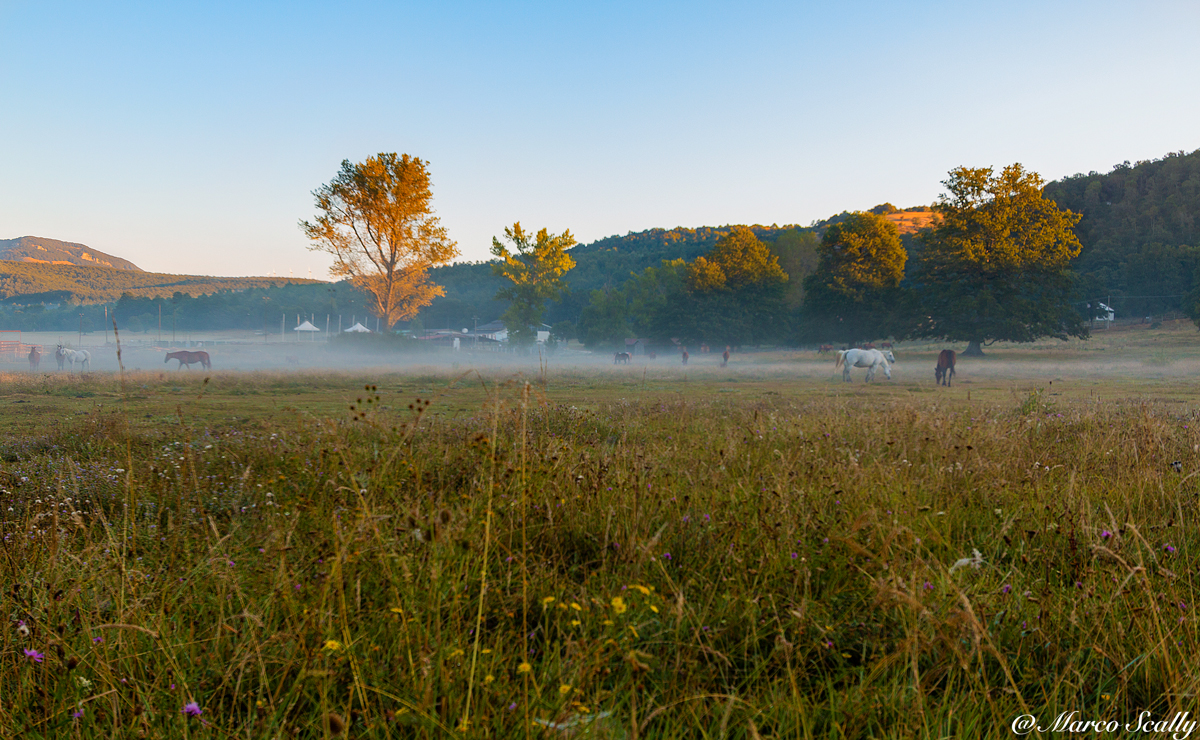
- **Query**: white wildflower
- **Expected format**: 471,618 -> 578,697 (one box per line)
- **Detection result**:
950,549 -> 984,572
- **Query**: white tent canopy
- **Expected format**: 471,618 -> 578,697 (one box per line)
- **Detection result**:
294,320 -> 320,332
344,322 -> 372,333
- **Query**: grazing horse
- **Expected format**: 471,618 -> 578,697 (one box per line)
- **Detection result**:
165,350 -> 211,370
60,347 -> 91,373
55,345 -> 68,370
817,344 -> 834,354
28,347 -> 41,372
721,347 -> 730,367
935,349 -> 956,387
681,348 -> 689,366
880,341 -> 893,350
613,352 -> 631,365
835,348 -> 895,382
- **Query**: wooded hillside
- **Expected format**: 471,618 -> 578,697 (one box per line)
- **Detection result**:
0,261 -> 319,304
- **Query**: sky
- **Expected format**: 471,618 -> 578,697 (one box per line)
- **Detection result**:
1,1 -> 1198,278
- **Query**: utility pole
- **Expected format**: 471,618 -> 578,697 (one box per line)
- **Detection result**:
473,316 -> 479,350
78,313 -> 83,346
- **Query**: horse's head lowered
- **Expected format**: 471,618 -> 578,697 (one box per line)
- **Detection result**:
884,350 -> 896,364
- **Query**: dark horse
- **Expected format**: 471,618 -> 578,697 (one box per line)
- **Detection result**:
165,350 -> 212,370
935,349 -> 956,387
613,352 -> 631,365
28,346 -> 41,372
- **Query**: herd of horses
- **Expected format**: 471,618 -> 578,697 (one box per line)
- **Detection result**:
22,346 -> 212,373
609,343 -> 958,385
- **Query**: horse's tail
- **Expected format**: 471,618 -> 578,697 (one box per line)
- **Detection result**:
835,350 -> 845,369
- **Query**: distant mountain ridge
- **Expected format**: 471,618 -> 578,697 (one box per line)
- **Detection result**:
0,261 -> 320,304
0,236 -> 142,271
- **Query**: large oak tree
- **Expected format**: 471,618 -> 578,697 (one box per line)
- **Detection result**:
910,164 -> 1086,355
301,153 -> 458,329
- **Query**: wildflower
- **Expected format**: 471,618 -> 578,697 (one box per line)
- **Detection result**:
611,597 -> 627,615
1165,545 -> 1177,553
570,602 -> 582,611
508,703 -> 518,711
949,549 -> 984,572
542,597 -> 555,607
559,685 -> 572,695
1001,584 -> 1012,595
923,581 -> 933,590
24,648 -> 44,663
182,702 -> 202,717
73,708 -> 84,719
517,662 -> 531,673
484,674 -> 495,683
323,640 -> 343,652
629,585 -> 650,596
791,552 -> 798,559
16,622 -> 30,637
1101,530 -> 1112,539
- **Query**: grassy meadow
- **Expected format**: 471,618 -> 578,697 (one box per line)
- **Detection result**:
4,326 -> 1200,737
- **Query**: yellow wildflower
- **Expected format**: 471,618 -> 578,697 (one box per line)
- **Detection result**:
629,585 -> 650,596
484,674 -> 495,684
323,640 -> 343,652
570,602 -> 582,611
542,597 -> 555,606
559,685 -> 572,695
611,597 -> 627,615
518,662 -> 532,673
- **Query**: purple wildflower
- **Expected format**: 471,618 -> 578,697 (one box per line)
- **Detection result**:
182,702 -> 202,717
73,709 -> 84,719
23,648 -> 44,663
923,581 -> 933,590
1101,530 -> 1112,539
1165,545 -> 1177,553
1001,584 -> 1012,595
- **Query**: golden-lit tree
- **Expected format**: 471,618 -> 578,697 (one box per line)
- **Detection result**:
913,163 -> 1085,355
491,223 -> 577,346
301,153 -> 458,329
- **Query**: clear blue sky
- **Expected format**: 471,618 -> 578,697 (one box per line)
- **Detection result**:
2,1 -> 1197,277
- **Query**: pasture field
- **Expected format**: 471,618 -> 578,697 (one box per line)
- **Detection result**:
4,331 -> 1200,738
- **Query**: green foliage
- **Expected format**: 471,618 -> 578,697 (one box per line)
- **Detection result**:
801,212 -> 906,344
490,223 -> 577,346
1046,149 -> 1200,316
911,164 -> 1087,351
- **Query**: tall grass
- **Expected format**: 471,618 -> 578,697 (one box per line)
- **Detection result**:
2,370 -> 1199,737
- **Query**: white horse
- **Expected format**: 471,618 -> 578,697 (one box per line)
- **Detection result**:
835,348 -> 895,382
61,347 -> 91,373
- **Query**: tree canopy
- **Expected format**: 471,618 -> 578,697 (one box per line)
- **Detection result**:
801,211 -> 906,345
301,153 -> 458,329
490,223 -> 577,346
910,163 -> 1086,354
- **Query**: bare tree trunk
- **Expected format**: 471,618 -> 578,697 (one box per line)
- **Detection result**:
963,340 -> 984,357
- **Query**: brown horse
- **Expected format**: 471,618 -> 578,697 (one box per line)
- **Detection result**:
613,352 -> 631,365
817,344 -> 834,354
681,348 -> 689,366
28,346 -> 41,372
935,349 -> 956,387
721,347 -> 730,367
165,350 -> 211,370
